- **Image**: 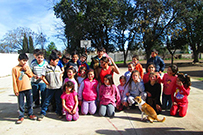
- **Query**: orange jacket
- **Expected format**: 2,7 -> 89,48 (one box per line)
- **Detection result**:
135,62 -> 144,79
12,65 -> 33,94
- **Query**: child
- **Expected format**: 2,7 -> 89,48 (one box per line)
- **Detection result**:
162,65 -> 178,110
99,74 -> 121,117
80,53 -> 89,70
132,55 -> 144,79
12,53 -> 37,124
144,72 -> 162,114
31,49 -> 41,63
38,53 -> 63,120
170,73 -> 191,117
143,62 -> 161,84
61,81 -> 79,121
66,52 -> 81,72
78,69 -> 99,115
117,75 -> 126,111
124,62 -> 134,82
77,66 -> 86,87
30,51 -> 48,108
122,70 -> 146,108
63,67 -> 78,93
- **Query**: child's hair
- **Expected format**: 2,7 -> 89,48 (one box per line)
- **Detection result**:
18,53 -> 28,60
97,46 -> 105,52
104,74 -> 114,86
79,66 -> 86,74
119,75 -> 126,81
151,49 -> 158,54
33,49 -> 40,55
36,51 -> 44,57
63,81 -> 75,92
127,62 -> 134,67
49,52 -> 59,61
132,54 -> 139,60
169,64 -> 179,75
146,62 -> 155,72
125,70 -> 140,89
63,67 -> 77,81
177,73 -> 191,88
81,53 -> 87,60
100,57 -> 109,63
71,51 -> 79,58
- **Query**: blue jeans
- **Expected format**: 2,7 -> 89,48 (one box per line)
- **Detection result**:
31,82 -> 46,106
99,104 -> 115,117
41,88 -> 62,116
162,93 -> 172,109
18,89 -> 33,118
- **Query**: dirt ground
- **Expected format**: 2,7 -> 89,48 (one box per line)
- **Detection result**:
118,59 -> 203,80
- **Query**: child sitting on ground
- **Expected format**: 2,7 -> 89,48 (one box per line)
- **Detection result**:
61,81 -> 79,121
170,73 -> 191,117
78,69 -> 99,115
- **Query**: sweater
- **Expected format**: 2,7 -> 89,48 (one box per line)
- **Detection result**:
12,65 -> 33,93
171,84 -> 190,103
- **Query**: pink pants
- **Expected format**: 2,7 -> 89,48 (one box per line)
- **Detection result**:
66,111 -> 79,121
170,102 -> 188,117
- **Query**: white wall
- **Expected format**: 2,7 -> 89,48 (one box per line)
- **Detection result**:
0,53 -> 34,77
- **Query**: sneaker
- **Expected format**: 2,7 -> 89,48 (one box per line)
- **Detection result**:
29,115 -> 37,120
16,117 -> 24,124
37,114 -> 45,121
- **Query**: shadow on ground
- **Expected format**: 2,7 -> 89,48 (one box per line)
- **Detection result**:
96,127 -> 203,135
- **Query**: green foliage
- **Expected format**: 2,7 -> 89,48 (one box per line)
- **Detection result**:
22,33 -> 28,53
29,36 -> 34,53
45,42 -> 57,59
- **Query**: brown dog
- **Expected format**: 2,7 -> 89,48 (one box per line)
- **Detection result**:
134,96 -> 165,123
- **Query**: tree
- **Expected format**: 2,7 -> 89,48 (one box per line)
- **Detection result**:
22,33 -> 29,53
1,27 -> 45,53
29,36 -> 34,53
179,0 -> 203,63
45,42 -> 57,59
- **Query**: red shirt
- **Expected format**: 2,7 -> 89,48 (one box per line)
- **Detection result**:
99,66 -> 113,84
171,84 -> 190,103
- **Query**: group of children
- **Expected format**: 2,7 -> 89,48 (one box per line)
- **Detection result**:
12,49 -> 191,124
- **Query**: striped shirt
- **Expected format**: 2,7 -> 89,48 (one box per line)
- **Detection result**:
30,60 -> 48,83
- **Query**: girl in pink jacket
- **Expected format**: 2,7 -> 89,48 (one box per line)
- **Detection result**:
170,73 -> 191,117
99,74 -> 121,117
78,69 -> 99,115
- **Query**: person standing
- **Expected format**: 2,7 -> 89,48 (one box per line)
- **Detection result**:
147,49 -> 165,74
12,53 -> 37,124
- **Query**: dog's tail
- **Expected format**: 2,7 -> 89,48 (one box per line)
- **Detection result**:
156,116 -> 166,122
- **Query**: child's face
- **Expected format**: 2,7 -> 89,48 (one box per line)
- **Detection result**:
80,56 -> 86,62
100,60 -> 108,68
147,64 -> 155,73
50,59 -> 59,66
132,72 -> 139,82
65,86 -> 72,93
80,69 -> 86,76
72,54 -> 78,62
176,78 -> 183,86
18,59 -> 27,66
120,78 -> 126,86
36,55 -> 44,64
151,52 -> 157,57
97,51 -> 104,58
67,70 -> 74,78
104,78 -> 110,85
149,74 -> 157,82
128,64 -> 134,72
62,58 -> 68,64
132,58 -> 138,64
88,71 -> 94,80
167,67 -> 173,75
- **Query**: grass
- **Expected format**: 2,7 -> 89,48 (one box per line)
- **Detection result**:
197,78 -> 203,81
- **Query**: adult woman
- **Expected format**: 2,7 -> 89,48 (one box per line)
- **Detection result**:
99,57 -> 120,84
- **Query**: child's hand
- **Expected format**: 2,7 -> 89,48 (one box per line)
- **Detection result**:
15,92 -> 19,96
147,92 -> 151,97
173,102 -> 177,105
21,65 -> 27,71
156,104 -> 161,111
177,81 -> 183,87
72,108 -> 77,114
126,92 -> 130,96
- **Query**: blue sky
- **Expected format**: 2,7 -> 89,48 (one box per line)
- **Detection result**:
0,0 -> 65,51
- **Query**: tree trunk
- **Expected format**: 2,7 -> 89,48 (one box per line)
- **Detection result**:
193,51 -> 199,63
